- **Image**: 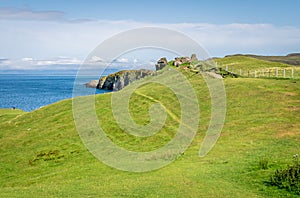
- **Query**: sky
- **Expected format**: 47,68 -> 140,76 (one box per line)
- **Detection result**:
0,0 -> 300,72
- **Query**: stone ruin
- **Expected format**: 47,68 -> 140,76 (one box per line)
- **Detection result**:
155,54 -> 199,71
155,57 -> 168,71
174,54 -> 198,67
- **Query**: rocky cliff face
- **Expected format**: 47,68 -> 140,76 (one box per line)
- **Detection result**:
95,54 -> 222,91
96,69 -> 155,91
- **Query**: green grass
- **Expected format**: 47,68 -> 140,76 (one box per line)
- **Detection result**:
215,55 -> 300,78
1,69 -> 300,197
0,108 -> 26,123
215,55 -> 293,69
227,54 -> 300,66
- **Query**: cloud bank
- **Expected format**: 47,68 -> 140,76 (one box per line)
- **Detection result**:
0,7 -> 65,21
0,7 -> 300,71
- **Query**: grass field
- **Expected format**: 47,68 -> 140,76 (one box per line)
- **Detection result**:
214,55 -> 293,69
1,67 -> 300,197
215,55 -> 300,79
224,54 -> 300,66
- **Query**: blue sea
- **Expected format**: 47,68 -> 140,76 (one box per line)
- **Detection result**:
0,71 -> 117,112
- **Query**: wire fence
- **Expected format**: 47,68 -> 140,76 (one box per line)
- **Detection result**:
223,66 -> 300,79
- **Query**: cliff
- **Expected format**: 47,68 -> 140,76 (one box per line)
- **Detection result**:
95,54 -> 222,91
96,69 -> 155,91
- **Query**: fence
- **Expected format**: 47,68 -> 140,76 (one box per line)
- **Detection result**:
223,66 -> 300,79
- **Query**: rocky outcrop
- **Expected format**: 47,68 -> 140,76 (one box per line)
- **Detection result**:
204,72 -> 223,79
155,57 -> 168,71
190,54 -> 198,61
84,80 -> 99,88
173,54 -> 198,67
174,57 -> 190,67
93,53 -> 222,92
97,69 -> 155,91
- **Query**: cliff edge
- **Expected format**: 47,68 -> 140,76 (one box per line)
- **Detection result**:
95,54 -> 222,91
96,69 -> 156,91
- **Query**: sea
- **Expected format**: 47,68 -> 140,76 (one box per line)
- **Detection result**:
0,70 -> 118,112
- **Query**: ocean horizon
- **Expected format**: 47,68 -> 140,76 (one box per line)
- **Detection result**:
0,69 -> 119,112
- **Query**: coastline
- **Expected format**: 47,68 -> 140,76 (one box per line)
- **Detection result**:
0,75 -> 111,112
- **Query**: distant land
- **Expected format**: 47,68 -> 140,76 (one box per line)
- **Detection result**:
225,53 -> 300,66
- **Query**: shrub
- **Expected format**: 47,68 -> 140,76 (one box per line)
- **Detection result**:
270,154 -> 300,194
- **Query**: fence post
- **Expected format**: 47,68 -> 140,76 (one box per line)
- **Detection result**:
292,68 -> 294,78
283,69 -> 286,78
226,66 -> 228,71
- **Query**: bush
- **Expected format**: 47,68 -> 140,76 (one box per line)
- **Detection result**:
270,154 -> 300,194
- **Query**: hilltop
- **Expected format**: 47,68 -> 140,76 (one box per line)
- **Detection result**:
223,53 -> 300,66
214,55 -> 293,69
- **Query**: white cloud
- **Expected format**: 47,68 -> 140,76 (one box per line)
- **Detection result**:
21,57 -> 33,61
0,19 -> 140,60
174,23 -> 300,55
0,58 -> 11,64
0,57 -> 81,71
114,58 -> 129,63
0,7 -> 65,21
148,61 -> 156,66
0,7 -> 300,71
89,56 -> 104,63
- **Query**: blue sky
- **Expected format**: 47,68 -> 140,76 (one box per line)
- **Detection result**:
0,0 -> 300,71
2,0 -> 300,26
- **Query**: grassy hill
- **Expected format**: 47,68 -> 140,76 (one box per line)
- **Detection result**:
214,55 -> 294,69
214,55 -> 300,78
224,53 -> 300,66
1,68 -> 300,197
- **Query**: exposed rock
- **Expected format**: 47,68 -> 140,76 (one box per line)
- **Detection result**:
173,57 -> 190,67
94,53 -> 223,91
84,80 -> 99,88
155,57 -> 168,71
174,60 -> 181,67
190,54 -> 198,61
193,62 -> 203,70
97,76 -> 107,89
172,54 -> 198,67
205,72 -> 223,79
97,69 -> 155,91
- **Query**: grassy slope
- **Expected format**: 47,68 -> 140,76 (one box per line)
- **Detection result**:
1,69 -> 300,197
0,109 -> 25,123
214,55 -> 293,69
214,55 -> 300,78
225,54 -> 300,66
